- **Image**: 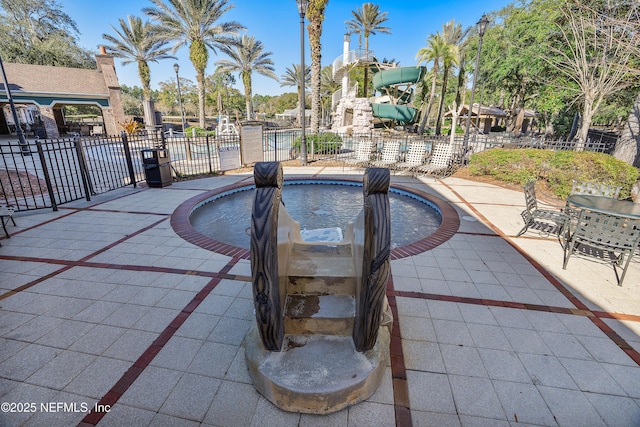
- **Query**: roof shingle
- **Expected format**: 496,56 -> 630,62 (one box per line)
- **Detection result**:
1,62 -> 110,96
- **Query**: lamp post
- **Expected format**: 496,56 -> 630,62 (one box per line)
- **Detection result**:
0,55 -> 30,155
173,63 -> 187,133
297,0 -> 308,166
475,75 -> 486,139
463,13 -> 489,154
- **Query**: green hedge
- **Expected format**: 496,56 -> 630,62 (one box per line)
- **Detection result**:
186,127 -> 216,137
467,148 -> 639,199
292,133 -> 343,154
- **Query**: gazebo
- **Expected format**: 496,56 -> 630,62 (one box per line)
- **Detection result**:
454,104 -> 539,134
457,103 -> 507,134
0,48 -> 126,139
275,106 -> 310,125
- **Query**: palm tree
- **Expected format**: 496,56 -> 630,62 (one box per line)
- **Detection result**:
448,25 -> 473,144
415,32 -> 447,134
307,0 -> 329,133
345,3 -> 391,98
143,0 -> 245,128
320,65 -> 340,126
215,34 -> 277,120
281,64 -> 311,125
434,20 -> 463,135
102,16 -> 175,100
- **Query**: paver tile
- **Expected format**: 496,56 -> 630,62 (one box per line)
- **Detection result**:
2,169 -> 640,427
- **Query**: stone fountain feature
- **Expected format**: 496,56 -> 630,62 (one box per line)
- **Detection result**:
244,162 -> 392,414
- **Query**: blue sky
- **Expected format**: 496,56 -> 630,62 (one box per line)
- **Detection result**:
64,0 -> 513,96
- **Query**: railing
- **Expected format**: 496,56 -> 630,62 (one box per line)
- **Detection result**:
157,133 -> 240,177
332,49 -> 375,78
1,140 -> 54,210
470,133 -> 613,153
353,167 -> 391,352
250,162 -> 287,351
0,136 -> 138,211
331,82 -> 358,111
0,132 -> 243,211
0,128 -> 617,212
332,89 -> 342,111
262,129 -> 299,163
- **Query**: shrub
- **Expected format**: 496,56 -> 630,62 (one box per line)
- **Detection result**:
185,127 -> 216,137
292,133 -> 343,154
468,148 -> 639,199
119,118 -> 143,135
441,125 -> 464,135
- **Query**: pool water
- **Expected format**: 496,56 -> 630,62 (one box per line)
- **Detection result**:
189,182 -> 442,249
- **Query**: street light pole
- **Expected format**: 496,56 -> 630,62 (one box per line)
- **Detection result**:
462,14 -> 490,155
297,0 -> 308,166
173,63 -> 187,134
475,76 -> 486,139
0,54 -> 30,155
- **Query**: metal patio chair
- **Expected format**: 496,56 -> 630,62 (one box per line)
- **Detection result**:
563,208 -> 640,286
344,140 -> 374,169
395,141 -> 427,176
570,180 -> 622,199
415,142 -> 460,179
1,205 -> 16,246
516,180 -> 569,241
565,180 -> 623,219
371,140 -> 401,168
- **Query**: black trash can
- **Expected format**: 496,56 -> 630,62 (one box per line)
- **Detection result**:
141,148 -> 172,187
34,126 -> 47,139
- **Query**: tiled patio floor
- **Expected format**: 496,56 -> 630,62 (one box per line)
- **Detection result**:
1,166 -> 640,426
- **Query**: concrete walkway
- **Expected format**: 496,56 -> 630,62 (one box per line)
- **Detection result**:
1,166 -> 639,427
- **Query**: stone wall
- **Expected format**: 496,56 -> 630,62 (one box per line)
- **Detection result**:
38,107 -> 58,138
332,97 -> 374,134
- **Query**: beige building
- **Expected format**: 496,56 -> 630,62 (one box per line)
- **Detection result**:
0,48 -> 126,138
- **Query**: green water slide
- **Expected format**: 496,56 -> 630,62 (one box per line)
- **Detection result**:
371,104 -> 419,124
371,66 -> 426,125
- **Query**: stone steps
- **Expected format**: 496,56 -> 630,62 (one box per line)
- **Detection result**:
284,294 -> 355,335
284,243 -> 356,338
287,243 -> 355,296
246,237 -> 389,414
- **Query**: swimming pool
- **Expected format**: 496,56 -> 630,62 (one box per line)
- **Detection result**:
171,177 -> 460,259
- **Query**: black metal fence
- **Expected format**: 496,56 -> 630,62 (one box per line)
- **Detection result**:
471,133 -> 614,153
0,131 -> 250,211
1,140 -> 52,211
0,136 -> 140,211
135,131 -> 244,176
0,129 -> 616,212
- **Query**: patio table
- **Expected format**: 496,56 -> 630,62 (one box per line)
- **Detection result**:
567,194 -> 640,219
564,194 -> 640,285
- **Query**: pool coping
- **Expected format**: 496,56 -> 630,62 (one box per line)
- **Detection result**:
170,175 -> 460,260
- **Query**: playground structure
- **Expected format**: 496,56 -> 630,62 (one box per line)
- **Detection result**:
216,115 -> 239,136
331,34 -> 425,133
371,65 -> 426,126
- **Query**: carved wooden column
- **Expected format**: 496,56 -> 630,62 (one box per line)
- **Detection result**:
353,167 -> 391,352
251,162 -> 284,351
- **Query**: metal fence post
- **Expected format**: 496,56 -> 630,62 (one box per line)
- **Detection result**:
74,136 -> 93,201
160,129 -> 167,149
121,132 -> 137,188
205,134 -> 213,174
35,139 -> 58,211
273,131 -> 277,162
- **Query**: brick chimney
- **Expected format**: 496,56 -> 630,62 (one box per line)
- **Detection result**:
94,47 -> 126,134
